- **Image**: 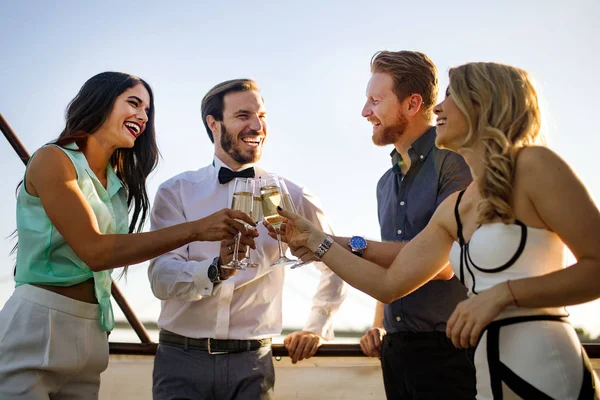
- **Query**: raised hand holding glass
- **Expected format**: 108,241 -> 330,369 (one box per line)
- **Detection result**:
223,177 -> 255,270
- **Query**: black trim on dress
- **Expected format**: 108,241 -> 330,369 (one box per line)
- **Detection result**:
480,315 -> 596,399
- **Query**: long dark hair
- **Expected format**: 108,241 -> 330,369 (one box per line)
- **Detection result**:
12,72 -> 159,276
54,71 -> 159,234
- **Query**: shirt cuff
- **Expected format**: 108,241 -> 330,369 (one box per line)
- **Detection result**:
303,309 -> 335,341
191,260 -> 215,297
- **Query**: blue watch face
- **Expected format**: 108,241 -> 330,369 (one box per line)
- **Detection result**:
349,236 -> 367,250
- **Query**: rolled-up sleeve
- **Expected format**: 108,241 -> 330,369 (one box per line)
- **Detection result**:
295,186 -> 348,340
148,182 -> 216,301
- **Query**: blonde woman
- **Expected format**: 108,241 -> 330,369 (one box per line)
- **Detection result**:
275,63 -> 599,398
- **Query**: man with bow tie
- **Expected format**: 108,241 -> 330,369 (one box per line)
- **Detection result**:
148,79 -> 347,400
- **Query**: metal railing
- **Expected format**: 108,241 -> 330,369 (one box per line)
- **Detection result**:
108,342 -> 600,358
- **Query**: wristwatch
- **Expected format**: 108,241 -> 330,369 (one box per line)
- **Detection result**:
348,236 -> 368,257
314,235 -> 334,259
207,256 -> 222,283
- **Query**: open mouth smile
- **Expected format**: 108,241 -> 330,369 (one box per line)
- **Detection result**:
124,121 -> 142,138
240,136 -> 263,148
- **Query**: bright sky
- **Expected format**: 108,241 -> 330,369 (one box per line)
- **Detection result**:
1,0 -> 599,339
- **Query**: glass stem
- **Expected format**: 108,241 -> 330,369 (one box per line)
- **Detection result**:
233,231 -> 242,262
244,227 -> 255,259
276,229 -> 286,258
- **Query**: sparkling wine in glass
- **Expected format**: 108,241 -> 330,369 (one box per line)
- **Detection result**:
260,174 -> 296,268
223,177 -> 255,270
278,179 -> 312,269
241,179 -> 262,268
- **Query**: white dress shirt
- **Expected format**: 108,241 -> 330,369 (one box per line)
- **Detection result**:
148,156 -> 347,340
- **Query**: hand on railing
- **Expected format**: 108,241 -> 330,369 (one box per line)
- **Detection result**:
284,331 -> 325,364
359,327 -> 386,358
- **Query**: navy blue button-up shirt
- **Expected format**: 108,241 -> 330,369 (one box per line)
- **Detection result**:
377,127 -> 472,333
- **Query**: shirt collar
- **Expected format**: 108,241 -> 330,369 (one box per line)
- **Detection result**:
106,166 -> 123,198
64,142 -> 124,198
390,126 -> 437,168
212,155 -> 257,174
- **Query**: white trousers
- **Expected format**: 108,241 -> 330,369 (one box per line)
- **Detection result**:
0,284 -> 109,399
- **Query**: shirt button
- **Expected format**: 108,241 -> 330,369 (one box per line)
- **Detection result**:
400,201 -> 405,206
396,316 -> 401,322
419,155 -> 424,160
397,229 -> 402,235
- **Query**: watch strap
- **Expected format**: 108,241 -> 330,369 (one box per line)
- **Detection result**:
351,248 -> 364,257
209,256 -> 221,283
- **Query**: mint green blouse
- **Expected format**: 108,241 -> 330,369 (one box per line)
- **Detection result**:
15,143 -> 129,331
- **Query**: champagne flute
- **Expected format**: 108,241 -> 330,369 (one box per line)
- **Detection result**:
223,177 -> 255,270
277,178 -> 312,269
259,174 -> 296,268
241,179 -> 262,268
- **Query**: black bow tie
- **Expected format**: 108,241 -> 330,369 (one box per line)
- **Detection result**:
218,167 -> 255,184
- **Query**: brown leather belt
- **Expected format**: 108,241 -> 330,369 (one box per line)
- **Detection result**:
159,330 -> 272,354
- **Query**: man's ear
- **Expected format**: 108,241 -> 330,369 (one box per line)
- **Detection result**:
206,115 -> 220,139
405,93 -> 424,117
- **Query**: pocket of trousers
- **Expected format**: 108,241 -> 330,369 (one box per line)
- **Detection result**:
42,309 -> 81,376
0,296 -> 21,344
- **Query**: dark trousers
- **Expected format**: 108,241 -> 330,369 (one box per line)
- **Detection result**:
381,331 -> 476,400
153,343 -> 275,400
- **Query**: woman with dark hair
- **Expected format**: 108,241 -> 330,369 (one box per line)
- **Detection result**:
0,72 -> 254,399
275,63 -> 599,398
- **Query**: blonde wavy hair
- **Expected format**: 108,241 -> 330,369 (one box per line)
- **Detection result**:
448,62 -> 543,224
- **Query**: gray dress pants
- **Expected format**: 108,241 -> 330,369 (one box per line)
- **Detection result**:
153,343 -> 275,400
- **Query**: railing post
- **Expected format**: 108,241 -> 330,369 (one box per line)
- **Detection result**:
0,113 -> 29,164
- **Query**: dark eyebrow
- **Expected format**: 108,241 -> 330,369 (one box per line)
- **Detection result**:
233,109 -> 267,116
128,95 -> 150,113
128,96 -> 143,103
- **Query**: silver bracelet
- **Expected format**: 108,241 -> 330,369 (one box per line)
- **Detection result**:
314,235 -> 334,259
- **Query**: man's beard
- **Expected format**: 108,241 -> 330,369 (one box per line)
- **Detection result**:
372,112 -> 408,146
220,124 -> 262,165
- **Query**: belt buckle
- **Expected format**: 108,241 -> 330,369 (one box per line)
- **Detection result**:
207,338 -> 228,355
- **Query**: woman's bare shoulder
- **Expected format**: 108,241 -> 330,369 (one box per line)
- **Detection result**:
27,145 -> 77,190
516,145 -> 564,172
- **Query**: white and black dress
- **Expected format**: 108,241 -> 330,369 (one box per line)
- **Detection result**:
449,190 -> 598,399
